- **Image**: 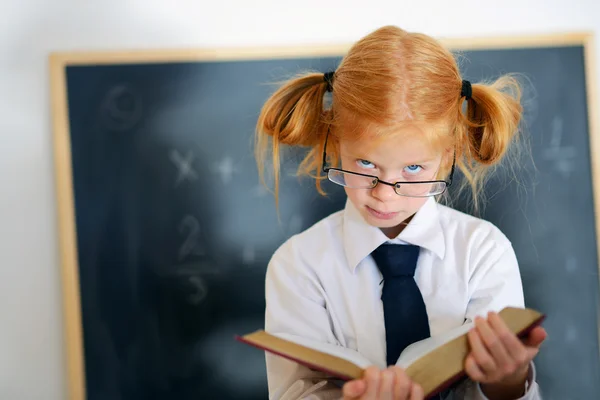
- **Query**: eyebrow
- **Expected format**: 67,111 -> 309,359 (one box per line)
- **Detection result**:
348,153 -> 438,166
401,158 -> 438,165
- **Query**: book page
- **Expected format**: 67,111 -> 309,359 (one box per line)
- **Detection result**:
395,322 -> 474,369
273,332 -> 375,369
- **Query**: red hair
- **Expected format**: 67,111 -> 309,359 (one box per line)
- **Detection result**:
255,25 -> 523,210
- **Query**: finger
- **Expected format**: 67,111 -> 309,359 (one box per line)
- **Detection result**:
464,354 -> 487,382
522,327 -> 548,348
488,312 -> 529,368
468,326 -> 497,376
409,382 -> 424,400
524,346 -> 540,363
389,366 -> 411,399
476,315 -> 512,370
342,380 -> 366,399
516,327 -> 546,369
378,369 -> 394,400
363,366 -> 380,400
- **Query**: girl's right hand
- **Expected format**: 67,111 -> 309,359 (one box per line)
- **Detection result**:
342,366 -> 424,400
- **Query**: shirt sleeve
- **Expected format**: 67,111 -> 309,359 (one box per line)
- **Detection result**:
456,235 -> 542,399
264,241 -> 346,400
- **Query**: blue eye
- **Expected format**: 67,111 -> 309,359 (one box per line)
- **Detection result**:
404,165 -> 423,174
357,159 -> 375,169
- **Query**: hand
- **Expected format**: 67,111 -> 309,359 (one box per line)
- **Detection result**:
465,311 -> 547,395
342,365 -> 424,400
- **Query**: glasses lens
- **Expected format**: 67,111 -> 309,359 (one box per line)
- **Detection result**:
328,170 -> 377,189
394,182 -> 447,197
327,169 -> 447,197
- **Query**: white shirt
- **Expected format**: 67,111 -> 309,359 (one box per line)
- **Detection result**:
264,197 -> 540,399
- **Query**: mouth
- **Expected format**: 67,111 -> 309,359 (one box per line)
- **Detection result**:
365,205 -> 399,220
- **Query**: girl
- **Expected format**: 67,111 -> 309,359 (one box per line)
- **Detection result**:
254,25 -> 547,400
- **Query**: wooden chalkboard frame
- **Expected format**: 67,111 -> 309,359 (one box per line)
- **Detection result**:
49,31 -> 599,400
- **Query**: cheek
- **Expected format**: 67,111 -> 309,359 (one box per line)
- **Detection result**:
344,187 -> 368,204
403,197 -> 429,212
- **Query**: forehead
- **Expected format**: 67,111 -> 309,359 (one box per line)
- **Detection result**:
339,124 -> 442,162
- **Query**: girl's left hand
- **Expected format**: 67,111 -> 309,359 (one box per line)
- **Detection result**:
465,311 -> 547,387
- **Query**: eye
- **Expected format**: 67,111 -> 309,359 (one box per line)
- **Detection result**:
404,165 -> 423,174
356,159 -> 375,169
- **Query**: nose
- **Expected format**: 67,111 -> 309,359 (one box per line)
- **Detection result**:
371,181 -> 397,201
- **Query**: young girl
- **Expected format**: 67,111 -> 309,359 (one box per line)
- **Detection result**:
254,25 -> 547,400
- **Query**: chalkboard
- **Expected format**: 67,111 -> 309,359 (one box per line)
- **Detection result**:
50,33 -> 600,400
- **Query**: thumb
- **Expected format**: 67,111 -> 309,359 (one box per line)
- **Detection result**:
343,380 -> 366,399
522,327 -> 547,348
525,346 -> 540,362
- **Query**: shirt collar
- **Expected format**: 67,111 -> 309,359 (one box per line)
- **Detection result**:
342,196 -> 446,272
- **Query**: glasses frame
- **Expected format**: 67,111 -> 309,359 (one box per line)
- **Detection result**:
320,127 -> 455,197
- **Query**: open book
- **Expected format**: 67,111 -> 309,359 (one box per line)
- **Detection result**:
236,307 -> 545,398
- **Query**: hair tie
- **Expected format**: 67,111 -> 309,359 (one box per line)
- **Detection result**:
324,71 -> 335,92
461,80 -> 472,99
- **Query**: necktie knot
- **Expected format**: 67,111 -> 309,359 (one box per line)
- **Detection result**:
371,244 -> 420,279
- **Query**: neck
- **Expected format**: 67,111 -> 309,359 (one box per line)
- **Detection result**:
380,215 -> 414,239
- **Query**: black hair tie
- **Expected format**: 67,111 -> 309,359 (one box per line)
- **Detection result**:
461,80 -> 472,99
324,71 -> 335,92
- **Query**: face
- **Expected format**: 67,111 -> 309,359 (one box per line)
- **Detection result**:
339,125 -> 445,238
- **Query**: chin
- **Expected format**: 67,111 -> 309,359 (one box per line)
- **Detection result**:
361,209 -> 408,227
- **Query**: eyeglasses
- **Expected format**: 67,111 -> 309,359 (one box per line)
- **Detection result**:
321,128 -> 455,197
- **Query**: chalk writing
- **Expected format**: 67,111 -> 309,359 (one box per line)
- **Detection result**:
170,149 -> 198,187
542,116 -> 576,178
178,215 -> 205,261
214,155 -> 237,184
187,275 -> 208,305
99,84 -> 142,132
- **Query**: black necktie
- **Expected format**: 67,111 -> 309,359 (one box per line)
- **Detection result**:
371,243 -> 431,366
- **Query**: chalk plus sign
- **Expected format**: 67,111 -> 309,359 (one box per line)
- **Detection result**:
215,156 -> 236,184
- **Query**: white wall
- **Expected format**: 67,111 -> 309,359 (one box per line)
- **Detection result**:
1,0 -> 598,399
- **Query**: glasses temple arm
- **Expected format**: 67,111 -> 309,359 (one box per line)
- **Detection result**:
447,152 -> 456,186
322,126 -> 330,172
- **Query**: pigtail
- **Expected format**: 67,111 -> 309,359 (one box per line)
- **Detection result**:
463,76 -> 522,165
455,75 -> 524,211
255,73 -> 331,207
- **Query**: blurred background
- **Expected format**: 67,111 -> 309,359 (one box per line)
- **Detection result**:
1,1 -> 600,399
